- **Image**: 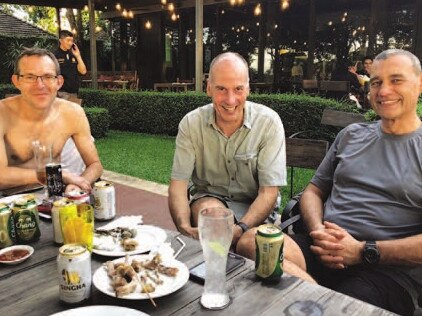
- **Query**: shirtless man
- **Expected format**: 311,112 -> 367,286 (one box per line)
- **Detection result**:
0,47 -> 102,192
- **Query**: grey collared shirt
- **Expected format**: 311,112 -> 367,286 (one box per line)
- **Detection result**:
171,101 -> 286,204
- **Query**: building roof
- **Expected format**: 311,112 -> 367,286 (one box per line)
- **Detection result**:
0,10 -> 55,38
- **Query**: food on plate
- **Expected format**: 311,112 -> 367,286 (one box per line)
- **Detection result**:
104,254 -> 179,298
122,238 -> 138,251
94,226 -> 138,252
0,248 -> 30,261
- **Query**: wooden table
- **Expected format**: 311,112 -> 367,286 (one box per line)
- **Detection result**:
153,82 -> 194,92
0,218 -> 395,316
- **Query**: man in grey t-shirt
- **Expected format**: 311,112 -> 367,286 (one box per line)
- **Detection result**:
237,49 -> 422,315
168,52 -> 286,249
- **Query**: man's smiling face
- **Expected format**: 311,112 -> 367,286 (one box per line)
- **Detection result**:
207,58 -> 250,129
370,54 -> 422,122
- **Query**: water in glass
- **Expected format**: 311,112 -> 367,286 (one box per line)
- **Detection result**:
198,207 -> 234,309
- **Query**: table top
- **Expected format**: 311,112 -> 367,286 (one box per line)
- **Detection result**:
1,217 -> 395,316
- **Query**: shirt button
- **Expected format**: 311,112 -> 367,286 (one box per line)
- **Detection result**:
231,177 -> 235,181
228,160 -> 231,163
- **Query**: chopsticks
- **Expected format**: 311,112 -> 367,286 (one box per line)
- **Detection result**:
139,276 -> 157,308
174,237 -> 186,259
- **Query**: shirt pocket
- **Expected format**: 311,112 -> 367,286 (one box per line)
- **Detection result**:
234,152 -> 258,178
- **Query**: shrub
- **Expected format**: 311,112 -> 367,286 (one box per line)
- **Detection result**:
84,107 -> 110,138
79,89 -> 358,140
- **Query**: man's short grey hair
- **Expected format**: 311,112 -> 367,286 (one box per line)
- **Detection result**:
375,49 -> 421,75
208,52 -> 249,83
14,47 -> 61,75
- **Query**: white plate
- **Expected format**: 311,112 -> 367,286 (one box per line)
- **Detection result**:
0,245 -> 34,265
50,305 -> 149,316
93,254 -> 189,300
0,194 -> 26,205
0,193 -> 50,219
92,225 -> 167,257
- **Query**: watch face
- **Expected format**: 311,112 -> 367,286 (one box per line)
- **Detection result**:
364,245 -> 380,264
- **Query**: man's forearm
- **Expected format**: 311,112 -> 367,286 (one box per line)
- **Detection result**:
76,56 -> 87,75
0,167 -> 37,189
299,184 -> 325,232
81,161 -> 103,184
378,234 -> 422,266
168,180 -> 191,229
240,186 -> 279,227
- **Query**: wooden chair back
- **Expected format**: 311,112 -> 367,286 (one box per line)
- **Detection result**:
286,137 -> 329,198
302,80 -> 318,90
321,109 -> 365,128
319,80 -> 350,92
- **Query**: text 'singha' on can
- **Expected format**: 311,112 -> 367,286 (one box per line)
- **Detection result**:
255,224 -> 284,282
93,181 -> 116,220
0,203 -> 15,248
57,243 -> 91,304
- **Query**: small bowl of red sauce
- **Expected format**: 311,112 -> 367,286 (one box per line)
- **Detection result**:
0,245 -> 34,265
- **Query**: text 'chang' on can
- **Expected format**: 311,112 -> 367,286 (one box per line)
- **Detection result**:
12,195 -> 41,243
93,180 -> 116,220
57,243 -> 91,304
255,224 -> 284,282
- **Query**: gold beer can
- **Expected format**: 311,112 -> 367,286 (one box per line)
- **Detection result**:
0,203 -> 15,248
255,224 -> 284,282
57,243 -> 91,304
93,180 -> 116,220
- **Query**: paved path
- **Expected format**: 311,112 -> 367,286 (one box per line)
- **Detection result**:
102,170 -> 176,230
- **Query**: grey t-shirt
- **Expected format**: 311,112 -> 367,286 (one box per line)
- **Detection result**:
311,121 -> 422,303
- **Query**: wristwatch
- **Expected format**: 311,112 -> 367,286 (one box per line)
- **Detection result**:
362,241 -> 380,265
236,222 -> 249,233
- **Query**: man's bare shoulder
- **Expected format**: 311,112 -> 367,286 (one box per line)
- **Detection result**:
0,96 -> 19,124
55,98 -> 86,117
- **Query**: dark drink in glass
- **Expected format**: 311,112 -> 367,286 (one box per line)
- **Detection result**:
46,163 -> 64,197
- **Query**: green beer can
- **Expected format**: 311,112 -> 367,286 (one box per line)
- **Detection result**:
0,203 -> 15,248
255,224 -> 284,282
12,195 -> 41,243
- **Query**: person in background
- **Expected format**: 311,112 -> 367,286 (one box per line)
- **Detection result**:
55,30 -> 87,100
238,49 -> 422,316
168,52 -> 286,252
0,47 -> 102,192
291,61 -> 304,92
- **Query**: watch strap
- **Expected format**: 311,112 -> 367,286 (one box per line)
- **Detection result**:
236,221 -> 249,233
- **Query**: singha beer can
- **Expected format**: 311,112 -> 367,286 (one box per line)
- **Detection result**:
0,203 -> 15,248
46,163 -> 64,197
93,181 -> 116,220
57,243 -> 91,304
255,224 -> 284,282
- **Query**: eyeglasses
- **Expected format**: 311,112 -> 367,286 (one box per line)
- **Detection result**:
17,74 -> 58,84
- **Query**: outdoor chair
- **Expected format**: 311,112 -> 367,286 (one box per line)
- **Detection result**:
321,108 -> 366,128
286,137 -> 329,199
319,80 -> 350,100
301,79 -> 319,96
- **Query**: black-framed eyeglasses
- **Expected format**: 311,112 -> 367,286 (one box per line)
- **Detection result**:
17,74 -> 59,84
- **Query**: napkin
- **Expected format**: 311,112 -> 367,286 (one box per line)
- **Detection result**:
98,215 -> 143,230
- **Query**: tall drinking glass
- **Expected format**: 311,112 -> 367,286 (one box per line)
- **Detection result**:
198,207 -> 234,310
32,140 -> 53,198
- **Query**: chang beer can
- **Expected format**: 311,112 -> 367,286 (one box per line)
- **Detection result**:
57,243 -> 91,304
12,196 -> 41,243
255,224 -> 284,282
93,180 -> 116,220
0,203 -> 15,248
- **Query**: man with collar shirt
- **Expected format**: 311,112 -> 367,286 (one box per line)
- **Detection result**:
168,52 -> 286,250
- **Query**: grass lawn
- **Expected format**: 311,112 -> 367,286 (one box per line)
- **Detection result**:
96,131 -> 316,206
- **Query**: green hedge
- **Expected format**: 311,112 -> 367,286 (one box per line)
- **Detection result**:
84,107 -> 110,138
79,88 -> 358,141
